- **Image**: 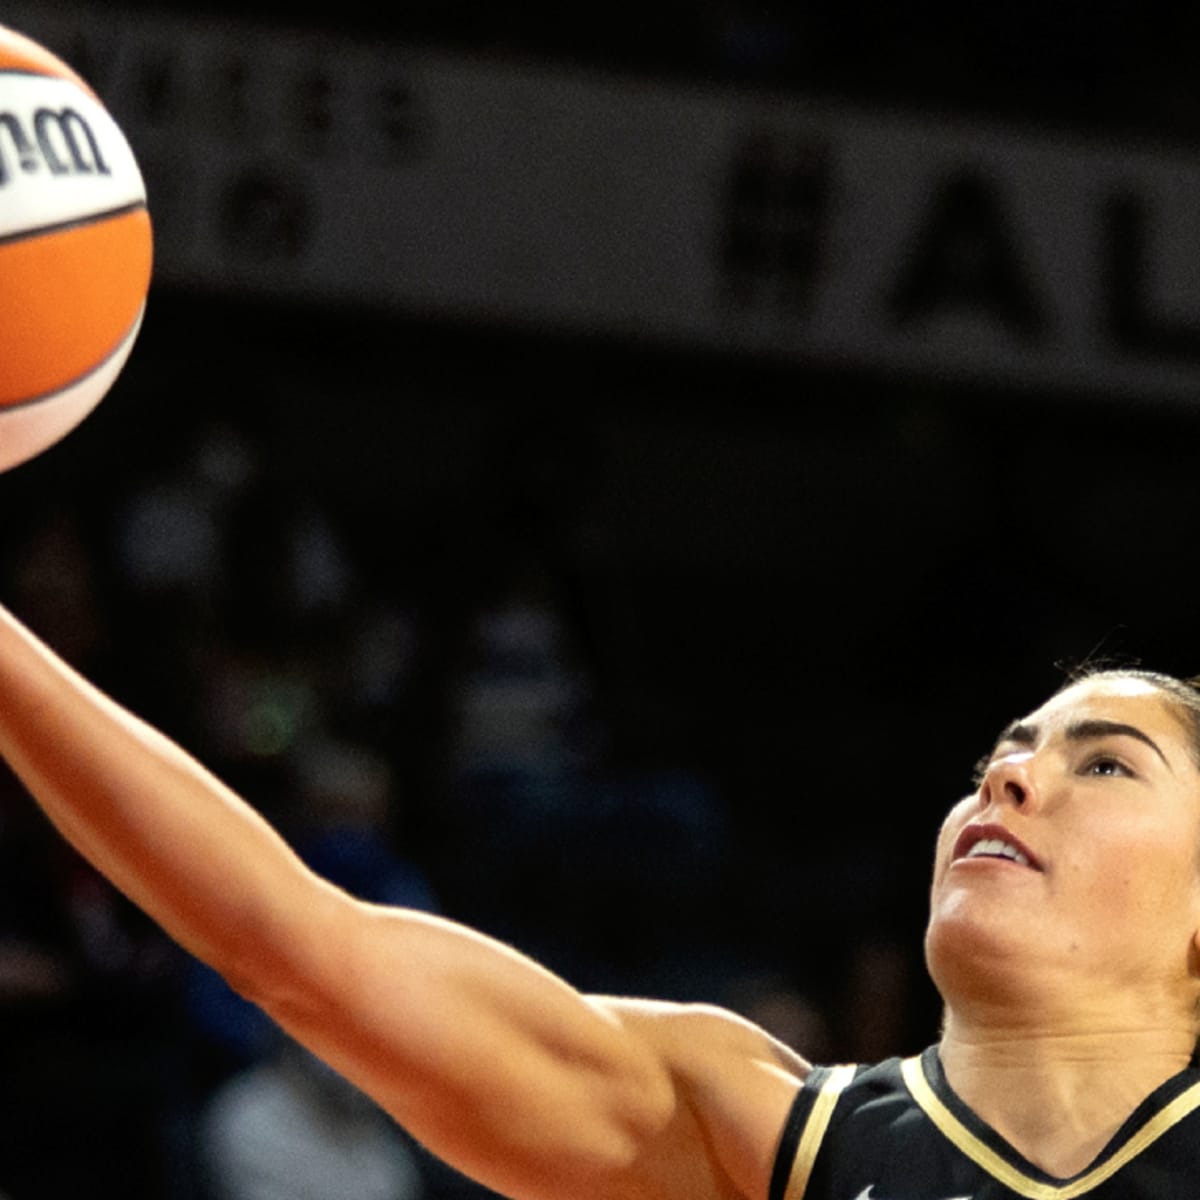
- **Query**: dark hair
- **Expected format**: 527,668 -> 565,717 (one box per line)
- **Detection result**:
1058,667 -> 1200,770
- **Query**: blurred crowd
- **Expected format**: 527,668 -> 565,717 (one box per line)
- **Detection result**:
0,303 -> 940,1199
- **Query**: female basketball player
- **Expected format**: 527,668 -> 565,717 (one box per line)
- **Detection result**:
0,597 -> 1198,1200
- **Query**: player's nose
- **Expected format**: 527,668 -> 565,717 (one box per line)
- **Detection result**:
978,750 -> 1038,812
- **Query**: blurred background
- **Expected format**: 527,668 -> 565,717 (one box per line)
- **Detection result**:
1,0 -> 1200,1196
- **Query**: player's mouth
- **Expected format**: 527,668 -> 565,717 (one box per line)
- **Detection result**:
951,823 -> 1043,871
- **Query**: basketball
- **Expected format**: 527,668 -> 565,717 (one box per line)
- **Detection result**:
0,24 -> 152,473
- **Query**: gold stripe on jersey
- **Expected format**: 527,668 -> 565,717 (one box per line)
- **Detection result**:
901,1054 -> 1200,1200
782,1064 -> 858,1200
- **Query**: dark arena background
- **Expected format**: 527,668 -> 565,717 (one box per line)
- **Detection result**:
0,1 -> 1198,1196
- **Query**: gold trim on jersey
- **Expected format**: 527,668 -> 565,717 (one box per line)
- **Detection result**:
782,1064 -> 858,1200
901,1054 -> 1200,1199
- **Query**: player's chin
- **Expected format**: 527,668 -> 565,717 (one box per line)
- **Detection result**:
923,907 -> 1006,996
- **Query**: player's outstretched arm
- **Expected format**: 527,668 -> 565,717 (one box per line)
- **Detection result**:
0,603 -> 806,1200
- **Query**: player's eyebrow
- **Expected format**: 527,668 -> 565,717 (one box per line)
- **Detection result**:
991,718 -> 1171,771
994,720 -> 1036,749
1066,719 -> 1172,771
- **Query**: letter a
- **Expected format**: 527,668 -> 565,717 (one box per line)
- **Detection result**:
889,170 -> 1045,340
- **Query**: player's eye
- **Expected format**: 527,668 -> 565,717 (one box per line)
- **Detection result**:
1080,754 -> 1132,779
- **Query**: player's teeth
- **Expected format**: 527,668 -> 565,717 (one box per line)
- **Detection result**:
966,838 -> 1029,866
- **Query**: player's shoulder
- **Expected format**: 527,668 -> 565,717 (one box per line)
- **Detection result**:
594,995 -> 813,1085
593,997 -> 811,1200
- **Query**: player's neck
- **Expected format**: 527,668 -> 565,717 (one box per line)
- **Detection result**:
937,1014 -> 1194,1178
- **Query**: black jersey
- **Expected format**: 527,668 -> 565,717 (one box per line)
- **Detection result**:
768,1045 -> 1200,1200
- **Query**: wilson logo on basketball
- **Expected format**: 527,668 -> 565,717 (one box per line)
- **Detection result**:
0,107 -> 111,184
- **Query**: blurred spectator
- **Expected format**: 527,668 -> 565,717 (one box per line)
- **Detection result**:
0,777 -> 187,1199
6,507 -> 106,670
0,512 -> 187,1199
722,968 -> 835,1062
838,936 -> 923,1063
201,1033 -> 426,1200
113,422 -> 258,621
439,566 -> 604,907
0,789 -> 74,1011
317,598 -> 424,750
290,737 -> 439,911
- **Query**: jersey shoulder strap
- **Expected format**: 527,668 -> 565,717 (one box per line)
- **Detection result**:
768,1064 -> 858,1200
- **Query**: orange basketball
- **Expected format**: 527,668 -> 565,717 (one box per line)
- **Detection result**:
0,24 -> 152,472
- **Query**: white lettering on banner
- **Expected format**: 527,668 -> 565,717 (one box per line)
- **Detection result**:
6,1 -> 1200,401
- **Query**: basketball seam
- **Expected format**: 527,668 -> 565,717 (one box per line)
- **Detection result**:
0,200 -> 148,249
0,64 -> 98,99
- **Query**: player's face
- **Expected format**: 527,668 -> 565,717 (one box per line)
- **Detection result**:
927,677 -> 1200,1011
